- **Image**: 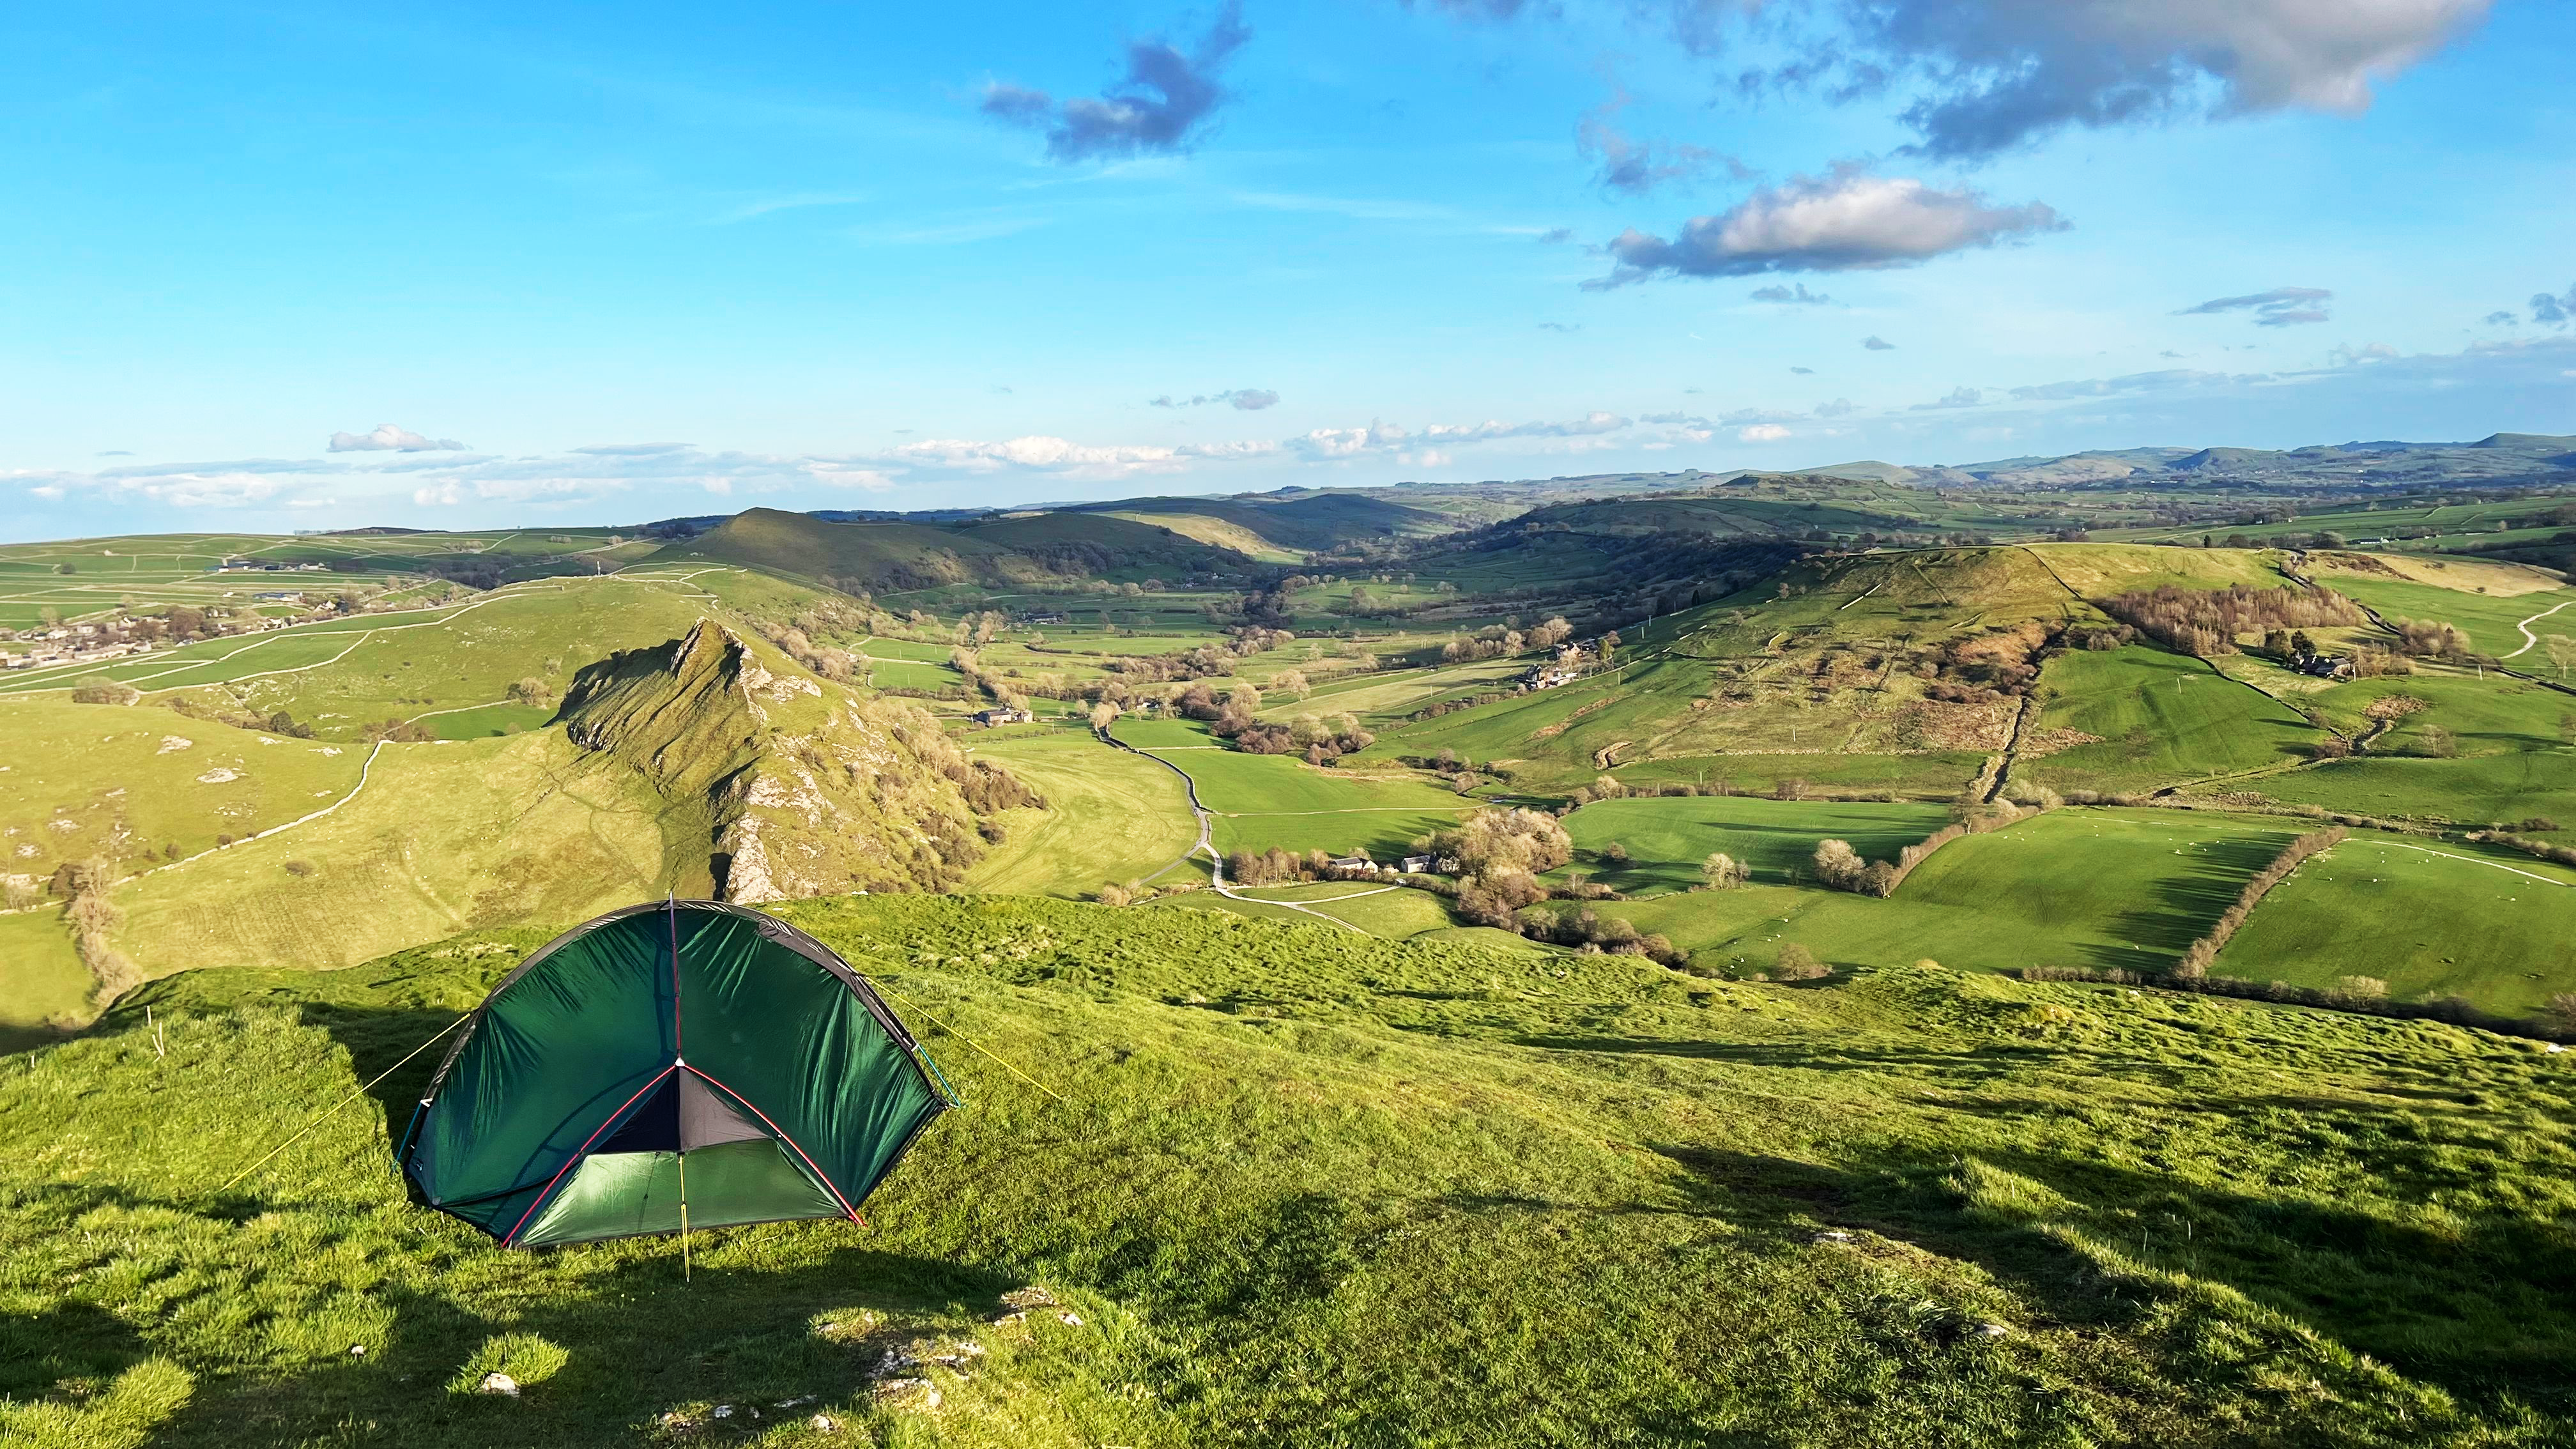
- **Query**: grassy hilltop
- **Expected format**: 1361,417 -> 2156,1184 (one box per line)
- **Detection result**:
8,898 -> 2576,1446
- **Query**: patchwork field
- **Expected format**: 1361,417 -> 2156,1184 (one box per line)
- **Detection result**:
2248,751 -> 2576,826
2323,573 -> 2576,656
1576,808 -> 2303,978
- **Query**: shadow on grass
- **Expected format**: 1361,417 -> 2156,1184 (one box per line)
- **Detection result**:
1510,1033 -> 2048,1084
2081,831 -> 2285,974
126,1242 -> 1026,1449
1644,1131 -> 2576,1414
0,1300 -> 148,1403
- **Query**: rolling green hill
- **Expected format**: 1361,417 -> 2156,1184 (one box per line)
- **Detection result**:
677,507 -> 1257,592
1064,487 -> 1459,553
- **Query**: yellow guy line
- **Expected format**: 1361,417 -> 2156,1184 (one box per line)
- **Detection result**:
219,1014 -> 470,1192
875,983 -> 1066,1103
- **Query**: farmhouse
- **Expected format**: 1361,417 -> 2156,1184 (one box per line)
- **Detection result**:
1328,854 -> 1378,873
970,706 -> 1034,726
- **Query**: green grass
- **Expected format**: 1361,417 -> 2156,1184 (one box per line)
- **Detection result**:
1205,881 -> 1461,937
1131,744 -> 1475,858
106,732 -> 694,981
405,703 -> 554,740
1258,657 -> 1536,724
0,697 -> 370,877
1593,752 -> 1989,798
2304,672 -> 2573,756
1106,716 -> 1215,749
960,730 -> 1200,896
2248,752 -> 2576,826
2325,575 -> 2576,656
2218,834 -> 2576,1015
0,910 -> 92,1040
9,897 -> 2576,1444
2022,647 -> 2320,793
1558,797 -> 1957,893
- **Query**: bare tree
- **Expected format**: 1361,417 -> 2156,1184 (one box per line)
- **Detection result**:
1701,852 -> 1747,890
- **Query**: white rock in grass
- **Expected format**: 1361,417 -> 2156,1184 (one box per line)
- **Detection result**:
477,1372 -> 519,1397
348,1344 -> 367,1356
811,1414 -> 840,1432
1979,1322 -> 2010,1338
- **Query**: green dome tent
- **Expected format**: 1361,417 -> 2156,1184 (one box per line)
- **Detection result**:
398,900 -> 953,1248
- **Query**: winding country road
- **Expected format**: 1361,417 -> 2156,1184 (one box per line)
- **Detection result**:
2504,598 -> 2575,660
1094,727 -> 1368,931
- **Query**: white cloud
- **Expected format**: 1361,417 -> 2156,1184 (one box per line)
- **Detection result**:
1592,170 -> 2066,287
330,423 -> 467,452
1739,423 -> 1792,441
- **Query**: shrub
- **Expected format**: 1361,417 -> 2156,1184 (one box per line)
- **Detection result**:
1424,808 -> 1574,878
1096,882 -> 1132,907
1701,852 -> 1747,890
1772,944 -> 1828,981
1812,839 -> 1866,891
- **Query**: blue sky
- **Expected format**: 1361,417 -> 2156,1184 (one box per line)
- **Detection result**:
4,0 -> 2572,537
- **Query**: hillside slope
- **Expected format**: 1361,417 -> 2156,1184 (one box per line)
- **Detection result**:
1064,488 -> 1459,552
12,898 -> 2574,1445
677,507 -> 1256,592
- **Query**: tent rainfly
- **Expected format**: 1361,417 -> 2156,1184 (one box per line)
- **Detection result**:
398,900 -> 952,1248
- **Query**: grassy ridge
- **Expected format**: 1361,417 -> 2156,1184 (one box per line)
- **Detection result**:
8,898 -> 2576,1444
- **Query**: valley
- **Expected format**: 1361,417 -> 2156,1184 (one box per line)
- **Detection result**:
6,447 -> 2576,1444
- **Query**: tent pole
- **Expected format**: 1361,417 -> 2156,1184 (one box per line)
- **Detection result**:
678,1150 -> 691,1283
